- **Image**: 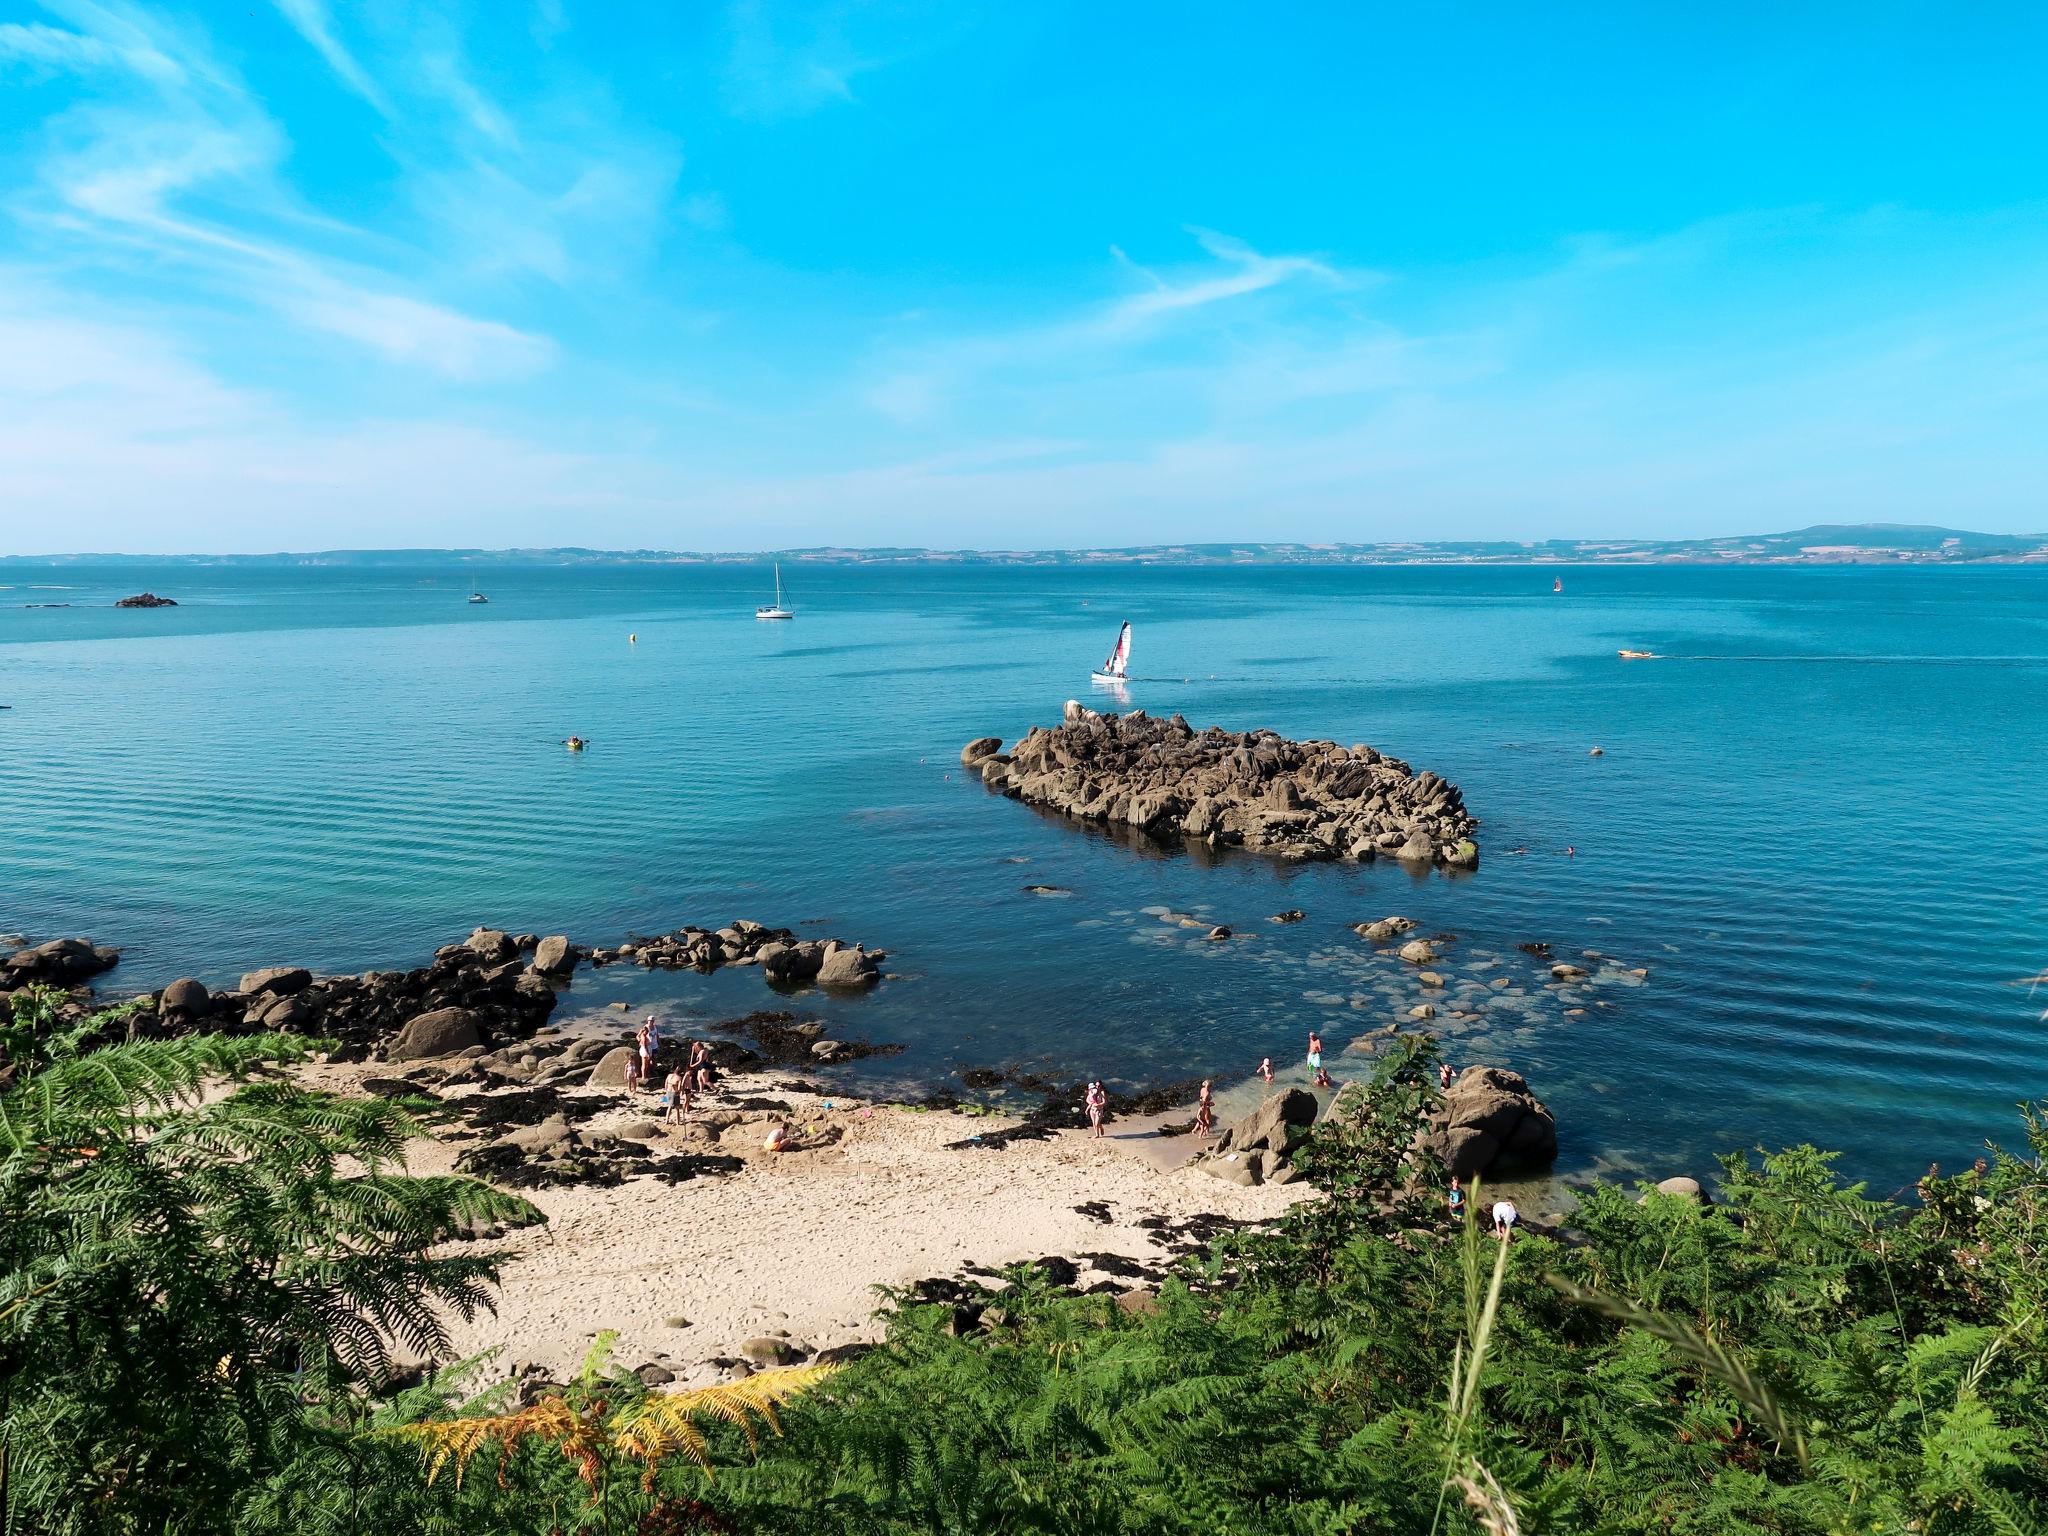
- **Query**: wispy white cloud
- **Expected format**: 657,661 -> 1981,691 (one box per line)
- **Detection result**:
14,0 -> 560,378
269,0 -> 390,113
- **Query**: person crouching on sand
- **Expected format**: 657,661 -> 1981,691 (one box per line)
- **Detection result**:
1085,1081 -> 1108,1138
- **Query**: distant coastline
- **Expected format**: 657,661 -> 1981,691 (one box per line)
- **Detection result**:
6,521 -> 2046,568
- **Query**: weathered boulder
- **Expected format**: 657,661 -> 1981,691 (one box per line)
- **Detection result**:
1420,1066 -> 1557,1179
739,1337 -> 798,1366
466,928 -> 516,962
531,935 -> 575,974
960,736 -> 1003,768
387,1007 -> 485,1061
239,966 -> 311,997
1652,1175 -> 1705,1201
1397,939 -> 1439,965
1215,1088 -> 1319,1158
158,977 -> 210,1016
584,1046 -> 639,1087
816,943 -> 881,989
4,937 -> 119,985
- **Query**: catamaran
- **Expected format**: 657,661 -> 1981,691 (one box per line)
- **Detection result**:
756,563 -> 794,621
1091,621 -> 1132,684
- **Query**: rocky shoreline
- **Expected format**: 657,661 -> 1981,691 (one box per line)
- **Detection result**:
963,706 -> 1480,866
0,919 -> 887,1062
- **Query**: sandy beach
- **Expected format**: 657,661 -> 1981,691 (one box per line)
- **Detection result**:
300,1057 -> 1309,1386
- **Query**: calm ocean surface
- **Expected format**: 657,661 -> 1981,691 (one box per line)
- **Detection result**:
3,560 -> 2044,1192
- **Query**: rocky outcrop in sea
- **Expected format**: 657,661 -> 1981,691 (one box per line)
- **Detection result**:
964,707 -> 1479,866
113,592 -> 177,607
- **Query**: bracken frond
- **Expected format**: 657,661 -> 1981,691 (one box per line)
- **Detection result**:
1547,1273 -> 1810,1470
613,1365 -> 838,1480
384,1394 -> 599,1489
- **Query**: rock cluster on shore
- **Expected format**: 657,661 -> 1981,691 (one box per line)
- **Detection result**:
4,918 -> 888,1064
1194,1088 -> 1320,1186
587,920 -> 884,990
963,708 -> 1478,866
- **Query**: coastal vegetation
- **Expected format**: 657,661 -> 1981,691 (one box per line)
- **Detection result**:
3,987 -> 2044,1534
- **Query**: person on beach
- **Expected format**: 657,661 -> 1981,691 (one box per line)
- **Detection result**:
1258,1056 -> 1274,1084
763,1120 -> 790,1153
1085,1081 -> 1108,1138
662,1066 -> 688,1125
689,1039 -> 714,1092
1447,1176 -> 1466,1221
1194,1080 -> 1214,1138
1306,1032 -> 1322,1074
623,1053 -> 641,1095
639,1017 -> 659,1078
1439,1062 -> 1455,1091
1492,1198 -> 1518,1241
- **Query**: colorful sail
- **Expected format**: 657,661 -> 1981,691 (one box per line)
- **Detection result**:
1103,622 -> 1131,678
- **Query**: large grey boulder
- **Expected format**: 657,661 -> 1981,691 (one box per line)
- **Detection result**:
585,1046 -> 639,1087
387,1007 -> 485,1061
239,966 -> 311,997
960,736 -> 1004,768
531,935 -> 575,974
816,943 -> 881,989
1215,1088 -> 1319,1158
466,927 -> 516,962
1420,1066 -> 1557,1179
158,977 -> 210,1016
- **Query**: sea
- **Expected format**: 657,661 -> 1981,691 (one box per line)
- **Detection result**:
3,559 -> 2044,1196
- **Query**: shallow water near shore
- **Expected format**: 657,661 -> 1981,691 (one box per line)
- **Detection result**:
3,560 -> 2045,1194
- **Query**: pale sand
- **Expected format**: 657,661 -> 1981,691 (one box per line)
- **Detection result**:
299,1062 -> 1310,1386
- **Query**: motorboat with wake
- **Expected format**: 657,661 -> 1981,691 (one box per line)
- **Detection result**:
1091,621 -> 1132,684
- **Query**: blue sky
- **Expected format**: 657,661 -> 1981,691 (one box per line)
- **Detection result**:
3,2 -> 2047,552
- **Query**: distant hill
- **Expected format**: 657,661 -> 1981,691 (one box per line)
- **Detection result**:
5,524 -> 2044,566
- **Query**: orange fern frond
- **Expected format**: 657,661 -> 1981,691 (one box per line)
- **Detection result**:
386,1394 -> 608,1489
612,1364 -> 837,1481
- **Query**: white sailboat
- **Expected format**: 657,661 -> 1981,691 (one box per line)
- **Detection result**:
755,562 -> 794,620
1090,621 -> 1131,684
468,577 -> 489,604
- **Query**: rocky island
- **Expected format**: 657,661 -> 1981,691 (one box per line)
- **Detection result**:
964,705 -> 1479,866
113,591 -> 177,607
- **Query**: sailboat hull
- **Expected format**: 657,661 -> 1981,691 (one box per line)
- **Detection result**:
1089,671 -> 1125,684
755,608 -> 794,621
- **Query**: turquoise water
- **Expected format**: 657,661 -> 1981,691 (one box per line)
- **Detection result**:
3,561 -> 2044,1191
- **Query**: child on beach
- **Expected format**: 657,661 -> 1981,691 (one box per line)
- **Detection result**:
662,1067 -> 688,1124
1258,1056 -> 1274,1083
1085,1081 -> 1108,1138
1194,1080 -> 1214,1138
623,1053 -> 641,1095
1447,1176 -> 1466,1221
